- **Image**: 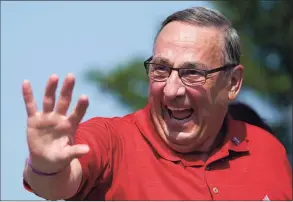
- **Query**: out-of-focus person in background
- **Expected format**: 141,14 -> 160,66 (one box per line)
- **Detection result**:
228,101 -> 274,134
22,6 -> 292,201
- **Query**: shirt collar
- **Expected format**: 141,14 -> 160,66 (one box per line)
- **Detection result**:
134,104 -> 179,162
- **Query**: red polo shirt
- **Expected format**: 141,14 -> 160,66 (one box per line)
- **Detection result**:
25,105 -> 292,200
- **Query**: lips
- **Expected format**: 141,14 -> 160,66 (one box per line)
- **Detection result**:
166,107 -> 194,120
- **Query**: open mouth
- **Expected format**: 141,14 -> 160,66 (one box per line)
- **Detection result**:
166,106 -> 194,121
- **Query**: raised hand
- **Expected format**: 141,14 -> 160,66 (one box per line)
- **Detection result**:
23,73 -> 90,173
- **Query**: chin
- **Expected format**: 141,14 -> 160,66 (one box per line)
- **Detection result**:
166,131 -> 198,143
165,138 -> 199,153
150,102 -> 204,153
158,116 -> 204,152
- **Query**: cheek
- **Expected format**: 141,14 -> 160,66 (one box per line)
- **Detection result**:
187,86 -> 217,118
187,86 -> 210,106
188,84 -> 228,121
189,77 -> 227,106
149,82 -> 166,120
148,81 -> 165,104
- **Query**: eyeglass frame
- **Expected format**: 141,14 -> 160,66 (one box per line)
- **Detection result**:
143,56 -> 238,86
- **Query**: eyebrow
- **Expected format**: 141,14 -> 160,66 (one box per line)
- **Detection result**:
181,61 -> 209,70
152,56 -> 209,70
151,56 -> 171,65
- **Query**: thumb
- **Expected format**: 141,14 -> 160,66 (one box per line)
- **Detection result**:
64,144 -> 90,159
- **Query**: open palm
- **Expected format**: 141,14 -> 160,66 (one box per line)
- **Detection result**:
23,74 -> 89,173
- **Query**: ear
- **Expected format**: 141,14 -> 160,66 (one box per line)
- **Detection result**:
228,65 -> 244,101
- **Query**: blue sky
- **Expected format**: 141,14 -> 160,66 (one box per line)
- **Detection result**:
1,1 -> 282,200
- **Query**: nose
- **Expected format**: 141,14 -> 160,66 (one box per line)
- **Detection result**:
163,71 -> 186,101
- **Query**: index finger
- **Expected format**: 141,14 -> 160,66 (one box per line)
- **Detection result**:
22,80 -> 38,117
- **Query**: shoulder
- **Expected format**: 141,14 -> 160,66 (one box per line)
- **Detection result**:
77,105 -> 149,133
243,121 -> 286,157
76,111 -> 138,137
242,121 -> 292,198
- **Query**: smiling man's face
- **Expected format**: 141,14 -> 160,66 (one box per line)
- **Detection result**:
148,21 -> 242,153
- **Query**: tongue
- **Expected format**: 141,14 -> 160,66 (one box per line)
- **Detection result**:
171,109 -> 193,120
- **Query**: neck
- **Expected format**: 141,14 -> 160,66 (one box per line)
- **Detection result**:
164,115 -> 228,154
207,116 -> 228,153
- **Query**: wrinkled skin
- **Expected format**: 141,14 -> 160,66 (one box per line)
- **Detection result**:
149,21 -> 244,153
23,74 -> 90,173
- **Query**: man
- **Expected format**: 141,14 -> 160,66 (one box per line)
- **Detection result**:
22,7 -> 292,200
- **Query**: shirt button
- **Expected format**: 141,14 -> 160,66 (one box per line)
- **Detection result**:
212,187 -> 219,194
206,165 -> 211,171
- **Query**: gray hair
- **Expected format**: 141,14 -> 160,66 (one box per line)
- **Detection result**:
155,7 -> 241,65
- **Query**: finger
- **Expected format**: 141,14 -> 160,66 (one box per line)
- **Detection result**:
68,95 -> 89,126
22,80 -> 38,117
64,144 -> 90,160
55,73 -> 75,115
43,74 -> 59,113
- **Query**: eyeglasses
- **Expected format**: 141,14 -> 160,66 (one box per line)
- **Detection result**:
144,56 -> 237,87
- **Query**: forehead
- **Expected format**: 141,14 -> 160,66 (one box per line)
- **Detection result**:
153,21 -> 224,67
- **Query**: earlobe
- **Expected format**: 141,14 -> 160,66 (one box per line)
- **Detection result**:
228,65 -> 244,101
228,86 -> 238,101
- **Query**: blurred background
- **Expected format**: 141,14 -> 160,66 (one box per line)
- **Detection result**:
1,1 -> 292,200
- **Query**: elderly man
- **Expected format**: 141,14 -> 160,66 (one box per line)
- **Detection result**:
22,7 -> 292,200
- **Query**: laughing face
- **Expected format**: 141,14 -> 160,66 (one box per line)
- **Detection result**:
148,21 -> 243,153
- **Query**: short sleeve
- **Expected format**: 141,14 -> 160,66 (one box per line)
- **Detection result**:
65,117 -> 114,200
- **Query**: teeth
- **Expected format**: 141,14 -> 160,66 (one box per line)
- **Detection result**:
167,107 -> 191,111
166,106 -> 194,121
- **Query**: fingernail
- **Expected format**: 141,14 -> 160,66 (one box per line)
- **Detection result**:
23,80 -> 30,84
51,74 -> 58,79
80,95 -> 88,99
67,73 -> 75,78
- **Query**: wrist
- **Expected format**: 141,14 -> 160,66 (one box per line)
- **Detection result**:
26,156 -> 68,177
